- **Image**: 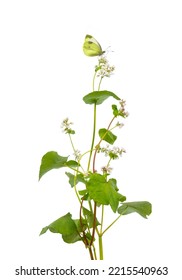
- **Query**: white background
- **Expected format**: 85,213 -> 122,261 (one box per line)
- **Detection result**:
0,0 -> 182,278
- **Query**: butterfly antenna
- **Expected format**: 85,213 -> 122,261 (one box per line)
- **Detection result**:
105,46 -> 114,55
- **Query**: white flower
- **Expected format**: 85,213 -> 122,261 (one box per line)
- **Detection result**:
119,99 -> 126,108
96,56 -> 115,78
99,144 -> 110,156
125,111 -> 129,117
99,145 -> 126,159
61,118 -> 74,134
116,121 -> 124,128
101,166 -> 113,174
73,150 -> 81,161
118,100 -> 129,118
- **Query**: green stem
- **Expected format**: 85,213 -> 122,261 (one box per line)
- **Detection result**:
92,116 -> 116,172
87,103 -> 97,171
102,214 -> 122,236
87,71 -> 104,258
68,133 -> 75,153
98,77 -> 103,91
92,245 -> 97,260
79,198 -> 94,260
67,134 -> 81,204
92,71 -> 97,91
67,167 -> 83,174
73,178 -> 81,205
99,235 -> 104,260
97,205 -> 104,260
90,202 -> 97,246
73,185 -> 81,204
100,205 -> 104,234
106,158 -> 112,168
110,124 -> 119,131
87,73 -> 103,171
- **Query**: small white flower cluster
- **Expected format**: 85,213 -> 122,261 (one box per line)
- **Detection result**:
116,121 -> 124,129
73,149 -> 81,161
99,144 -> 126,160
61,118 -> 74,134
101,165 -> 113,174
119,99 -> 129,118
96,56 -> 115,78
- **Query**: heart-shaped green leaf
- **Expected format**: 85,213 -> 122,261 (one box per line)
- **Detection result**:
86,173 -> 126,212
40,213 -> 81,243
118,201 -> 152,218
65,172 -> 85,187
65,160 -> 80,168
39,151 -> 68,180
99,128 -> 117,144
83,90 -> 120,105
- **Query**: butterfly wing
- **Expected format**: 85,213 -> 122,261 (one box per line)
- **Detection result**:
83,34 -> 104,57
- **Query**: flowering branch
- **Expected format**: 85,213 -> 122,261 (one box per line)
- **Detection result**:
38,34 -> 152,261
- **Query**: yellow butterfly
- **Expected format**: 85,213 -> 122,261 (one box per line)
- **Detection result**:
83,34 -> 105,57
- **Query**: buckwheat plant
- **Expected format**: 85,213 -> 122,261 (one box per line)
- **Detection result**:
39,35 -> 152,260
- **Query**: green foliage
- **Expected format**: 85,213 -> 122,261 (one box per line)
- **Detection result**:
40,213 -> 81,243
39,152 -> 80,180
99,128 -> 117,144
65,160 -> 80,168
66,129 -> 75,134
39,151 -> 68,180
118,201 -> 152,218
65,172 -> 85,187
112,104 -> 128,118
112,104 -> 119,117
83,90 -> 120,105
86,173 -> 126,212
82,207 -> 100,227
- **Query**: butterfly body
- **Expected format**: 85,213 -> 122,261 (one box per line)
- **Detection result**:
83,34 -> 105,57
